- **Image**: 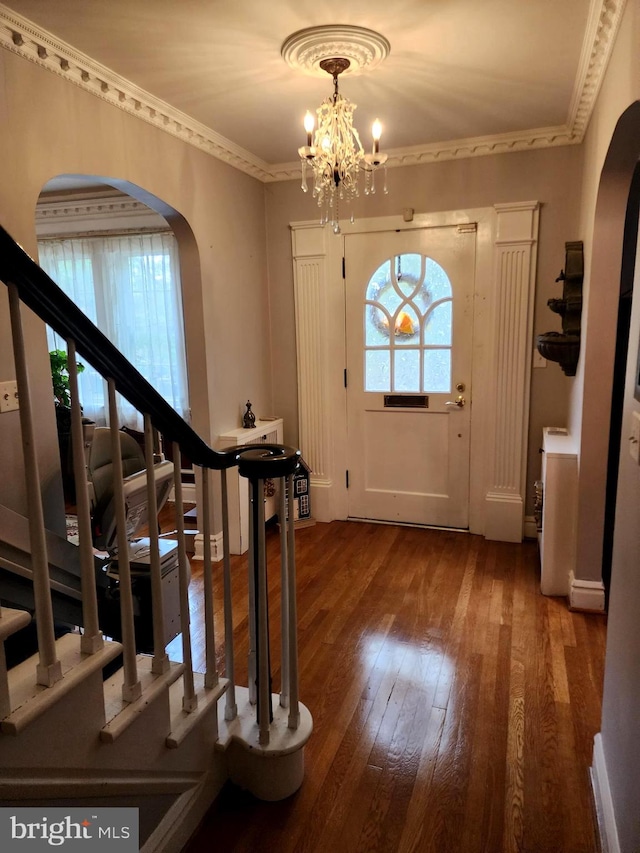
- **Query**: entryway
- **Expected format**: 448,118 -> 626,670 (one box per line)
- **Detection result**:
345,225 -> 476,528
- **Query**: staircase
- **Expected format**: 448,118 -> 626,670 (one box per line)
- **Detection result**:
0,225 -> 312,852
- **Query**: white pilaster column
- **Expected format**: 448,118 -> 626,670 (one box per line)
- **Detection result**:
485,202 -> 540,542
291,225 -> 332,518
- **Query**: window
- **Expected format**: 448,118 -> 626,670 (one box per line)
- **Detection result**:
40,232 -> 189,430
364,253 -> 453,393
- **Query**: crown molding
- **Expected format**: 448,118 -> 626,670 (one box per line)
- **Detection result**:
0,1 -> 625,183
266,125 -> 578,182
36,191 -> 152,223
0,4 -> 273,182
567,0 -> 627,139
34,189 -> 169,236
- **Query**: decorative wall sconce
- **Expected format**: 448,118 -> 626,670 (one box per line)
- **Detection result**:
536,241 -> 583,376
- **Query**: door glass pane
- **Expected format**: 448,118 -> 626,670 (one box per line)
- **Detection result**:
394,349 -> 420,392
378,284 -> 403,315
425,258 -> 452,301
423,349 -> 451,393
366,304 -> 392,345
366,259 -> 391,300
363,253 -> 454,395
365,349 -> 390,391
394,304 -> 421,345
424,300 -> 452,345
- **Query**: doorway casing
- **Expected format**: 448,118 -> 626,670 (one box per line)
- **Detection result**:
291,202 -> 539,542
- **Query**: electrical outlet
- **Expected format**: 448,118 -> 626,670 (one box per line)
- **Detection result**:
0,380 -> 19,413
630,411 -> 640,464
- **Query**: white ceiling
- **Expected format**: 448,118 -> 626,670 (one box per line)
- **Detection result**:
0,1 -> 618,176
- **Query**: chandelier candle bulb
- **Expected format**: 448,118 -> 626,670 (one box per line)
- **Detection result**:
372,119 -> 382,155
304,111 -> 315,146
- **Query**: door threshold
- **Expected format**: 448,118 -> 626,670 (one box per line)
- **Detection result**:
347,516 -> 469,533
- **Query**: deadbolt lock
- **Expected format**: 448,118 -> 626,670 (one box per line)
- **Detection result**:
456,382 -> 466,392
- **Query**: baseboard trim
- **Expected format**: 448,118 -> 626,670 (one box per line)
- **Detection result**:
569,571 -> 606,612
591,733 -> 620,853
168,482 -> 196,504
523,515 -> 538,540
484,492 -> 524,543
192,532 -> 224,563
309,477 -> 333,523
141,766 -> 227,853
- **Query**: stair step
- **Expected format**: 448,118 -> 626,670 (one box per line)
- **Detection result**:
101,657 -> 185,743
166,674 -> 227,749
0,767 -> 202,800
1,633 -> 123,736
0,607 -> 32,642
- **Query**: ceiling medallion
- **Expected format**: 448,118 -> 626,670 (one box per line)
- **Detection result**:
281,25 -> 390,77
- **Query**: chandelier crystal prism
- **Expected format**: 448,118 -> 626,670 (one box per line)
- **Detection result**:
282,26 -> 390,234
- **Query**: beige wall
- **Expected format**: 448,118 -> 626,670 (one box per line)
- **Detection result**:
266,145 -> 584,514
570,0 -> 640,584
572,2 -> 640,851
0,49 -> 272,529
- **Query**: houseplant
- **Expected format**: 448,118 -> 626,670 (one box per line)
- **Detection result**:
50,348 -> 84,409
50,349 -> 92,500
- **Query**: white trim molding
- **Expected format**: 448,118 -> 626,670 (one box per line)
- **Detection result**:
291,203 -> 539,542
0,1 -> 626,182
569,571 -> 606,612
291,225 -> 335,522
35,189 -> 169,236
591,733 -> 621,853
193,532 -> 224,564
484,202 -> 540,543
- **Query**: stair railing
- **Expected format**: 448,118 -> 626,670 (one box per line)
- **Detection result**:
0,224 -> 302,747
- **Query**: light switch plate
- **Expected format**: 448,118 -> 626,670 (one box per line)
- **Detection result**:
0,380 -> 19,413
630,411 -> 640,464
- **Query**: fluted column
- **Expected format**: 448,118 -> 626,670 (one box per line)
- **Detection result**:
485,202 -> 540,542
292,225 -> 332,516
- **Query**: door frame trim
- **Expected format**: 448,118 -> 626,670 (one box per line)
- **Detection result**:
291,203 -> 539,541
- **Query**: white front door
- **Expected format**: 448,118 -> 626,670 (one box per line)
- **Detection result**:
345,225 -> 476,528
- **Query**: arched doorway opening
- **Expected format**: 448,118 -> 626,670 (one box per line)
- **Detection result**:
34,174 -> 208,508
602,160 -> 640,601
574,101 -> 640,603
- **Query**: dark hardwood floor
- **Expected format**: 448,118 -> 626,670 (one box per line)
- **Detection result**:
168,516 -> 605,853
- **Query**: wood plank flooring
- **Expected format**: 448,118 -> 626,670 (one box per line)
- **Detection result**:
171,519 -> 606,853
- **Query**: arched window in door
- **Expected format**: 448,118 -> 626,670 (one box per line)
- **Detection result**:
364,253 -> 452,393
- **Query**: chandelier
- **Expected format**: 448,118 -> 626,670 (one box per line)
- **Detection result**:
282,26 -> 391,234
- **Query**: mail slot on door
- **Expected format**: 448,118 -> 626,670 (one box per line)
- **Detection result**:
383,395 -> 429,408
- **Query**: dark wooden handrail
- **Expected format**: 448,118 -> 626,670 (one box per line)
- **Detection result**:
0,225 -> 299,475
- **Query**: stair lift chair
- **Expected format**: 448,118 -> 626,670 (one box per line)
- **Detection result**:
88,427 -> 181,652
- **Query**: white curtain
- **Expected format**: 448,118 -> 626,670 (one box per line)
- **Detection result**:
40,232 -> 189,431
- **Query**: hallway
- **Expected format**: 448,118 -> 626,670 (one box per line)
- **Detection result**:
182,520 -> 606,852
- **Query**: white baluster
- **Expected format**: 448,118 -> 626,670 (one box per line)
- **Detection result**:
144,415 -> 169,674
201,468 -> 218,689
279,480 -> 290,709
220,468 -> 237,720
67,340 -> 103,654
173,443 -> 196,712
247,479 -> 257,706
253,477 -> 271,745
8,284 -> 62,687
107,380 -> 141,703
0,642 -> 9,719
286,474 -> 300,729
